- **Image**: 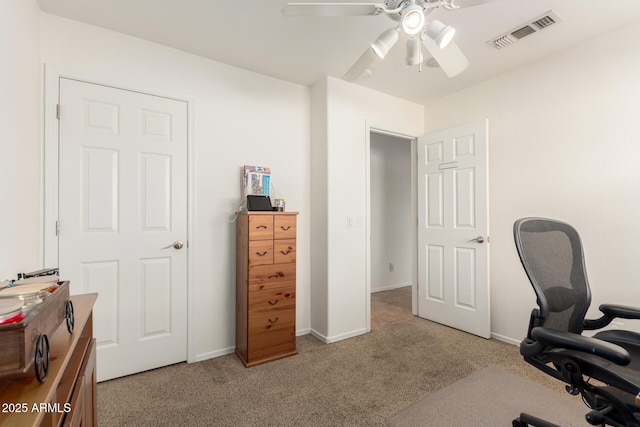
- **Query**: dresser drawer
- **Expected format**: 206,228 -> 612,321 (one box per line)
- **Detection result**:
248,328 -> 296,362
248,240 -> 273,266
248,215 -> 273,240
248,263 -> 296,291
274,239 -> 296,264
248,307 -> 295,354
248,286 -> 295,312
248,303 -> 295,326
274,215 -> 296,239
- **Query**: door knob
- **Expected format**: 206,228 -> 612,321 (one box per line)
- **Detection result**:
468,236 -> 484,244
162,240 -> 184,250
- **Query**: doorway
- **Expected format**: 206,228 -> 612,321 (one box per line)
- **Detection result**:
44,68 -> 196,381
368,130 -> 416,330
366,121 -> 490,338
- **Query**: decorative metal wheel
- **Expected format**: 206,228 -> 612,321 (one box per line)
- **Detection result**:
34,333 -> 50,383
65,300 -> 75,333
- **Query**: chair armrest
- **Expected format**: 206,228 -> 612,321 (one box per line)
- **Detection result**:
600,304 -> 640,319
531,327 -> 630,366
584,304 -> 640,330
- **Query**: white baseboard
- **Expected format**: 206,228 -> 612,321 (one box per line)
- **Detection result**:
310,328 -> 328,343
371,282 -> 412,293
190,329 -> 311,363
191,346 -> 235,363
490,332 -> 520,346
325,328 -> 368,344
191,329 -> 311,362
309,327 -> 368,344
296,327 -> 311,336
189,330 -> 514,364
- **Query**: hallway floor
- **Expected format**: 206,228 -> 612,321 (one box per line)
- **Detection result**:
371,286 -> 413,330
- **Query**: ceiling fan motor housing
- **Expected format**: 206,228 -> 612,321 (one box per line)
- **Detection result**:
386,0 -> 437,23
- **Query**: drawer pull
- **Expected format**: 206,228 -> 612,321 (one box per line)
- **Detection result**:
256,225 -> 268,229
281,226 -> 291,231
268,274 -> 281,279
280,249 -> 292,255
268,317 -> 279,324
256,251 -> 268,256
268,299 -> 279,305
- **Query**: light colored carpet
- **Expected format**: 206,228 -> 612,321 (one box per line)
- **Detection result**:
387,366 -> 590,426
97,288 -> 579,426
371,286 -> 414,330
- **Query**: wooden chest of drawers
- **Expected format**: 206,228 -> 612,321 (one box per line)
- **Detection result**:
236,211 -> 298,367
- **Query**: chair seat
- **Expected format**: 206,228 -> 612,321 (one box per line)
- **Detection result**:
548,347 -> 640,400
596,329 -> 640,390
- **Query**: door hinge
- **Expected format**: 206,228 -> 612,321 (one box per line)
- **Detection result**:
56,104 -> 60,120
55,220 -> 60,236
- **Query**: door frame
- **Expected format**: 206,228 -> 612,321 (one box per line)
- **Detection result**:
365,121 -> 420,332
42,64 -> 198,363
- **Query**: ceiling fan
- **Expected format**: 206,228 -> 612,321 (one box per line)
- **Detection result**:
282,0 -> 488,80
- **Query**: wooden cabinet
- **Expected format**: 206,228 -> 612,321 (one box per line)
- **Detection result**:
236,211 -> 298,367
0,293 -> 98,427
0,281 -> 71,381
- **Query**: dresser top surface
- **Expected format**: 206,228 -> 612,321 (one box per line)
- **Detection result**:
238,211 -> 298,216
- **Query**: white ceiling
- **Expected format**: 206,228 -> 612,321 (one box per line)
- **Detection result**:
37,0 -> 640,104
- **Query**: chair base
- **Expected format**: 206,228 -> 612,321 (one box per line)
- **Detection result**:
513,413 -> 562,427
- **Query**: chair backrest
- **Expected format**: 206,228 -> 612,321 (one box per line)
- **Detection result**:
514,218 -> 591,334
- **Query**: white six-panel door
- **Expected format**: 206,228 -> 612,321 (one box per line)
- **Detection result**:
417,120 -> 490,338
58,78 -> 188,381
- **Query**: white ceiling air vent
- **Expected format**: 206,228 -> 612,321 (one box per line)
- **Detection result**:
488,10 -> 563,50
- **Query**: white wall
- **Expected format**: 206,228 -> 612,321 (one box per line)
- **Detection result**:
424,21 -> 640,343
311,77 -> 423,342
40,14 -> 311,360
16,2 -> 637,364
370,133 -> 412,292
309,79 -> 329,337
0,0 -> 42,279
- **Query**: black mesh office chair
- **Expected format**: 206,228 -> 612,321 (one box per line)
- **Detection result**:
513,217 -> 640,427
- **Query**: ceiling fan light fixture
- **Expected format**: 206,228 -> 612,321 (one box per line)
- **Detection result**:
401,5 -> 425,36
371,27 -> 399,59
425,19 -> 456,48
405,38 -> 423,66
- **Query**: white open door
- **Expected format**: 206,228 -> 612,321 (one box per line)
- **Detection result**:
417,120 -> 490,338
57,78 -> 188,380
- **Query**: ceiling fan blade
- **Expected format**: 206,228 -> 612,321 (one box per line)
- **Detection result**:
443,0 -> 501,9
282,3 -> 385,17
343,47 -> 378,81
421,38 -> 469,77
